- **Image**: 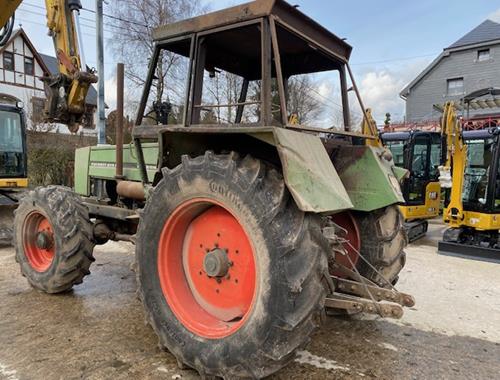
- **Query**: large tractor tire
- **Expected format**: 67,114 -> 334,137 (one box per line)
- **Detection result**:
354,205 -> 407,286
136,152 -> 330,379
332,206 -> 407,287
14,186 -> 95,293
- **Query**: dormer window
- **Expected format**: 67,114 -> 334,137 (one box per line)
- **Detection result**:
478,49 -> 490,62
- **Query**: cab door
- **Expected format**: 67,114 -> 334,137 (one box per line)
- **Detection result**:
405,133 -> 437,206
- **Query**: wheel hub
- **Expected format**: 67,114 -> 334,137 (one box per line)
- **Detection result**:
203,248 -> 230,277
36,231 -> 54,250
158,199 -> 256,338
329,212 -> 361,277
23,212 -> 55,272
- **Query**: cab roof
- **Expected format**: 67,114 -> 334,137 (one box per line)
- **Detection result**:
152,0 -> 352,64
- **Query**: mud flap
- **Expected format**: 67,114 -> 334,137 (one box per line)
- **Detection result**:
272,128 -> 353,213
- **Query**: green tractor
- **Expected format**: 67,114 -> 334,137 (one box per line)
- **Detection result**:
14,0 -> 412,377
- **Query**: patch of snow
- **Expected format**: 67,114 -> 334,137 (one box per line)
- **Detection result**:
0,363 -> 19,380
295,350 -> 350,372
156,366 -> 169,373
378,342 -> 398,352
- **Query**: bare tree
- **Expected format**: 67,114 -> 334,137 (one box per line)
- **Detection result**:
108,0 -> 208,108
287,75 -> 324,125
202,72 -> 244,124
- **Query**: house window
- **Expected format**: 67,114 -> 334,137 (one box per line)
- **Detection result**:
477,49 -> 490,62
3,51 -> 14,71
447,78 -> 464,96
24,57 -> 34,75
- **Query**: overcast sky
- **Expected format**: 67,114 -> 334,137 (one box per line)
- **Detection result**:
12,0 -> 500,123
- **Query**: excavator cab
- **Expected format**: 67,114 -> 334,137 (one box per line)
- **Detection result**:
382,131 -> 441,241
0,101 -> 27,245
0,102 -> 27,188
462,130 -> 499,211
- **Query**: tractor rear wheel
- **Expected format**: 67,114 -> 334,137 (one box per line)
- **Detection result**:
14,186 -> 95,293
136,152 -> 330,379
353,205 -> 407,286
331,206 -> 407,287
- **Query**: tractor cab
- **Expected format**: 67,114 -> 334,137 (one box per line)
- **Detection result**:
382,131 -> 441,240
0,102 -> 28,188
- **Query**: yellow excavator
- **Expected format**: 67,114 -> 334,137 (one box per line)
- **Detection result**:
1,0 -> 97,128
438,88 -> 500,258
0,0 -> 96,243
362,110 -> 441,242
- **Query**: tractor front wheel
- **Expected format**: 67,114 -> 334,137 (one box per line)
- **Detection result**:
14,186 -> 95,293
136,152 -> 329,379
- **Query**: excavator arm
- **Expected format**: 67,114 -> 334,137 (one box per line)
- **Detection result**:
439,102 -> 466,227
0,0 -> 97,131
361,108 -> 384,148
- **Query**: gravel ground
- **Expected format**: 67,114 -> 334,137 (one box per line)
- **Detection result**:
0,219 -> 499,379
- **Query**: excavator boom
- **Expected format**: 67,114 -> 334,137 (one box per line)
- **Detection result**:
439,102 -> 466,226
0,0 -> 97,131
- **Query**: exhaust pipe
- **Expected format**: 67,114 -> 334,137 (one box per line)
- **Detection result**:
116,63 -> 124,179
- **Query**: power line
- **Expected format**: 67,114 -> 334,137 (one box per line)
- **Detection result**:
16,6 -> 141,37
81,7 -> 149,29
351,52 -> 439,66
305,83 -> 364,119
19,0 -> 148,34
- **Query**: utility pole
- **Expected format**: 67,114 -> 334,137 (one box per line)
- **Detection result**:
96,0 -> 105,144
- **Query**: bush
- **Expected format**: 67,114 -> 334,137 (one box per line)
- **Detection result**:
28,148 -> 74,187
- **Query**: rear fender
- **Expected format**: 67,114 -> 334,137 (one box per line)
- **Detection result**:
330,145 -> 405,212
158,127 -> 353,214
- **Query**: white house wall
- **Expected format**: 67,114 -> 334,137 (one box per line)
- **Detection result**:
0,33 -> 45,91
0,31 -> 96,136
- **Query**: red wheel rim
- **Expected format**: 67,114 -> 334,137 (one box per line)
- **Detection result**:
23,212 -> 55,272
330,212 -> 360,276
158,198 -> 257,339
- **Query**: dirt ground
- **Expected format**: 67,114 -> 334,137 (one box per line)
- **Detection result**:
0,219 -> 499,380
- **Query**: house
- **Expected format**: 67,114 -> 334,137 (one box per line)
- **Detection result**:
0,28 -> 98,133
400,19 -> 500,123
